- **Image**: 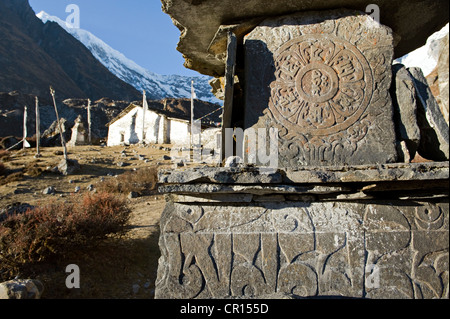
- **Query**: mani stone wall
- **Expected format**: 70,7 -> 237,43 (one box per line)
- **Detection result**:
155,164 -> 449,299
244,10 -> 397,167
154,9 -> 449,300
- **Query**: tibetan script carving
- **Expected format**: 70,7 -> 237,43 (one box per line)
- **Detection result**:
269,35 -> 373,137
244,10 -> 398,167
155,200 -> 449,299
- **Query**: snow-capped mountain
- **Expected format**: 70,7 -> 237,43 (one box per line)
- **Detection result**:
395,23 -> 449,76
37,11 -> 221,104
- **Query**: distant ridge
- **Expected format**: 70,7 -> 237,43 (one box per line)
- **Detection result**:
37,11 -> 222,104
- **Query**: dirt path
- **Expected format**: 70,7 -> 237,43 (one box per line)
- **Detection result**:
0,144 -> 175,299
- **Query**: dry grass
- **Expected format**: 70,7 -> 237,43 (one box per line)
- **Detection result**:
0,192 -> 130,280
96,166 -> 158,195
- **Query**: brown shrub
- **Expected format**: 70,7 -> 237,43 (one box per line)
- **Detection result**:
96,166 -> 158,195
0,192 -> 130,276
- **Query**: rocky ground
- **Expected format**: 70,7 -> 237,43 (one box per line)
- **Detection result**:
0,143 -> 188,299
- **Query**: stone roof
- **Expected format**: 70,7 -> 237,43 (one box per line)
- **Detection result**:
161,0 -> 449,76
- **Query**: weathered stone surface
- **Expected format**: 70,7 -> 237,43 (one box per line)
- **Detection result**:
244,10 -> 397,167
159,184 -> 349,196
0,279 -> 44,299
391,64 -> 421,161
409,67 -> 449,161
284,162 -> 449,184
155,199 -> 449,299
161,0 -> 449,77
158,167 -> 283,184
159,155 -> 448,187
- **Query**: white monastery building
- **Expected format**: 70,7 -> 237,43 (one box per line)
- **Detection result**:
106,103 -> 192,146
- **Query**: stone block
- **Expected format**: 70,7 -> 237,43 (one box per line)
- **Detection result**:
409,67 -> 449,161
244,10 -> 398,167
391,64 -> 421,161
155,200 -> 449,299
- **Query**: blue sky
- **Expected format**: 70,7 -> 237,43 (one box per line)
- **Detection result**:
29,0 -> 197,77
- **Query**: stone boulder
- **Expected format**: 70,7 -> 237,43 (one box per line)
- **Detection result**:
409,67 -> 449,161
0,279 -> 44,299
41,118 -> 73,147
391,64 -> 421,161
56,158 -> 81,176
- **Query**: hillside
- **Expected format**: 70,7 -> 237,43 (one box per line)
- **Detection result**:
0,0 -> 140,102
37,11 -> 221,104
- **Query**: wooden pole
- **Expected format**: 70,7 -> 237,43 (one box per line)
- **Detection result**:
50,86 -> 68,161
35,97 -> 41,157
191,81 -> 195,147
87,99 -> 92,145
141,90 -> 147,144
23,105 -> 28,149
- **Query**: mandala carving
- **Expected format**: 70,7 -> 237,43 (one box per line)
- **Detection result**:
268,35 -> 373,137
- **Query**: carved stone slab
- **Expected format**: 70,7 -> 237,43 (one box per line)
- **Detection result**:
244,10 -> 398,167
155,200 -> 449,299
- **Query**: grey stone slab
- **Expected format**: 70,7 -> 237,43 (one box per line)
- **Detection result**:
159,183 -> 350,195
158,162 -> 449,185
409,67 -> 449,161
158,167 -> 283,184
155,200 -> 449,299
161,0 -> 449,76
391,64 -> 421,160
244,10 -> 397,167
283,162 -> 449,184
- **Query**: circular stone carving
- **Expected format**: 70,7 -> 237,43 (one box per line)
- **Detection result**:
269,35 -> 373,136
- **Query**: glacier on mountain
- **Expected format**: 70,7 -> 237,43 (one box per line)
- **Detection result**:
37,11 -> 221,104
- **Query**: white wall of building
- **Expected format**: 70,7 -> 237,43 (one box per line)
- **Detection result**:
107,106 -> 163,146
107,105 -> 194,147
170,119 -> 190,145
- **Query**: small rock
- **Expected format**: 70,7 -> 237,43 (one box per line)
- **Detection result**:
0,279 -> 44,299
74,186 -> 81,193
128,191 -> 139,199
224,156 -> 243,168
117,161 -> 128,167
86,184 -> 95,191
56,159 -> 81,176
43,186 -> 56,195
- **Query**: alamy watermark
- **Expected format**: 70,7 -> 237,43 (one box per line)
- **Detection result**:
170,120 -> 279,172
65,4 -> 80,29
66,264 -> 80,289
366,4 -> 380,24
